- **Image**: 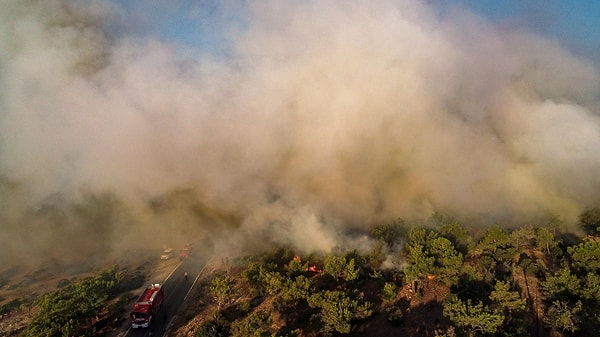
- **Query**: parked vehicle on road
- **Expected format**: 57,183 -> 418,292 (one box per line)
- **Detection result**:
130,283 -> 163,328
160,248 -> 174,260
179,244 -> 191,260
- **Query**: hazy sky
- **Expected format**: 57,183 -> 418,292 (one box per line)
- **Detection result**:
1,0 -> 599,261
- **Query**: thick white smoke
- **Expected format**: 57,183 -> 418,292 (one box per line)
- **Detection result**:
0,0 -> 599,262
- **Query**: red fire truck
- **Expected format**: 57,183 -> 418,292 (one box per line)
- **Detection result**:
130,283 -> 164,328
179,244 -> 192,260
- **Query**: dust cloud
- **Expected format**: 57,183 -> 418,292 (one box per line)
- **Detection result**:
0,0 -> 599,265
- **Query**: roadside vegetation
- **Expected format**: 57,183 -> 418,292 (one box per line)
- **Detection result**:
9,265 -> 144,337
2,208 -> 600,336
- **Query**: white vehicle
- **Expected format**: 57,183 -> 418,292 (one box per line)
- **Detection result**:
160,248 -> 174,260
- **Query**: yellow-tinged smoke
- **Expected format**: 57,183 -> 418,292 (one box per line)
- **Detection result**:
0,0 -> 599,264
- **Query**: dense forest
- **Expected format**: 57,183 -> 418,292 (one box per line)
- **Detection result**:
5,208 -> 600,337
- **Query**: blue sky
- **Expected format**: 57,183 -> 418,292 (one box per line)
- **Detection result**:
447,0 -> 600,62
113,0 -> 600,64
113,0 -> 241,57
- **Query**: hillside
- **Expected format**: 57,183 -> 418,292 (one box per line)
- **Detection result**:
2,210 -> 600,337
168,213 -> 600,337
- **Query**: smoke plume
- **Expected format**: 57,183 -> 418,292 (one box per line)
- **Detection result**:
1,0 -> 599,264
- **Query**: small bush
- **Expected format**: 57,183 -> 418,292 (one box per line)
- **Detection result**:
0,298 -> 26,315
196,313 -> 230,337
230,310 -> 272,337
386,306 -> 404,326
57,278 -> 71,288
237,300 -> 252,313
120,271 -> 145,291
382,282 -> 398,303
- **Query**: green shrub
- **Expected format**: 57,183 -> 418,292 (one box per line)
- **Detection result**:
386,306 -> 404,326
196,313 -> 230,337
382,282 -> 398,303
230,311 -> 272,337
